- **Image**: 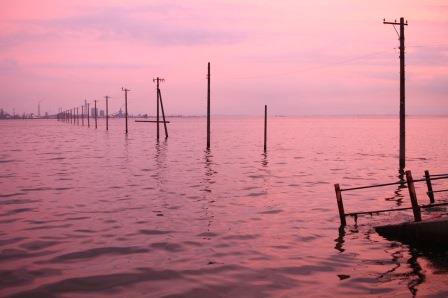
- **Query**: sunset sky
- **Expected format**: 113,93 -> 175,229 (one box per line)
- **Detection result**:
1,0 -> 447,116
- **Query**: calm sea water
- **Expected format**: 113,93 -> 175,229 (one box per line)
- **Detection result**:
1,116 -> 447,297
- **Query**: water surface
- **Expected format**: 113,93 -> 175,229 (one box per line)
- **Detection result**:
1,116 -> 447,297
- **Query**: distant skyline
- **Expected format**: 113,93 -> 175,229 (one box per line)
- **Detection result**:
0,0 -> 447,116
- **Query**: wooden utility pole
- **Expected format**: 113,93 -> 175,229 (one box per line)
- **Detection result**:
264,105 -> 267,152
105,96 -> 109,131
383,17 -> 408,173
207,62 -> 211,149
122,87 -> 130,134
94,100 -> 98,129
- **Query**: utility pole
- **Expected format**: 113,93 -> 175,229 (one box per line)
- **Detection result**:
87,103 -> 90,128
122,87 -> 130,134
207,62 -> 211,149
94,100 -> 98,129
153,77 -> 166,139
383,17 -> 408,173
105,96 -> 109,131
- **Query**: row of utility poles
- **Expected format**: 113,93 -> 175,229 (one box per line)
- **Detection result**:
56,17 -> 408,162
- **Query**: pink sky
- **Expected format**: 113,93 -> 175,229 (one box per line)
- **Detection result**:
0,0 -> 447,116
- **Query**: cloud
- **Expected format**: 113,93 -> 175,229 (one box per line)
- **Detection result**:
0,2 -> 247,49
0,58 -> 20,73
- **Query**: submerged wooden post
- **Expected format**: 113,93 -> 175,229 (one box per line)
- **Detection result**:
87,103 -> 90,128
105,96 -> 109,131
94,100 -> 98,129
405,170 -> 422,222
334,184 -> 346,226
264,105 -> 267,152
76,107 -> 79,125
207,62 -> 211,149
81,106 -> 84,126
424,170 -> 435,204
122,87 -> 130,134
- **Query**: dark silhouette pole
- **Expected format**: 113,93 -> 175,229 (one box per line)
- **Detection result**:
87,103 -> 90,128
105,96 -> 109,131
384,17 -> 408,173
76,107 -> 79,125
81,106 -> 84,126
122,87 -> 130,134
264,105 -> 267,152
94,100 -> 98,129
158,89 -> 168,138
153,78 -> 166,140
207,62 -> 211,149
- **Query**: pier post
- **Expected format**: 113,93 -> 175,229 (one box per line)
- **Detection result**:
264,105 -> 267,152
207,62 -> 211,149
424,170 -> 435,203
405,170 -> 422,222
334,184 -> 346,226
94,100 -> 98,129
87,103 -> 90,128
76,107 -> 79,125
81,106 -> 84,126
105,96 -> 109,131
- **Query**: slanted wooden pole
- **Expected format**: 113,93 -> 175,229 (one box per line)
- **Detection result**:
158,89 -> 168,138
334,184 -> 346,226
105,96 -> 109,131
424,170 -> 435,204
405,170 -> 422,222
207,62 -> 211,149
264,105 -> 267,152
94,100 -> 98,129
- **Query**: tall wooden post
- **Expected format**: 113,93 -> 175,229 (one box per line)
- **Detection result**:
87,103 -> 90,128
81,106 -> 84,126
383,18 -> 407,173
207,62 -> 211,149
405,170 -> 421,222
76,107 -> 79,125
94,100 -> 98,129
105,96 -> 109,131
334,184 -> 346,226
156,80 -> 160,140
399,17 -> 406,172
424,170 -> 435,203
264,105 -> 267,152
122,87 -> 130,134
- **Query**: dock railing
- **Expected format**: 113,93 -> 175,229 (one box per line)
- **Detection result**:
334,170 -> 448,226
